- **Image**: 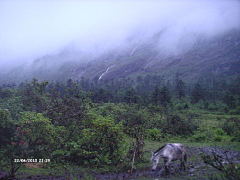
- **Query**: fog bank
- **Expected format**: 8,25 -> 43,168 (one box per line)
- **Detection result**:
0,0 -> 239,67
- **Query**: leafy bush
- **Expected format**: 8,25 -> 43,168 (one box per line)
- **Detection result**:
213,135 -> 223,142
114,106 -> 151,162
16,111 -> 59,159
15,111 -> 128,167
228,106 -> 240,115
207,101 -> 228,112
146,128 -> 162,141
0,109 -> 16,147
221,117 -> 240,141
69,115 -> 127,166
191,133 -> 207,142
0,110 -> 29,178
214,128 -> 225,136
161,114 -> 197,135
0,88 -> 15,99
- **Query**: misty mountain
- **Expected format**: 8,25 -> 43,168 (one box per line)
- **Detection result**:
1,29 -> 240,84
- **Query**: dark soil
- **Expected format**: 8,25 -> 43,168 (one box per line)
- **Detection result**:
1,146 -> 240,180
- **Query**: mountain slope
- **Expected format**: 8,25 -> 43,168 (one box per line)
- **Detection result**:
71,29 -> 240,82
1,29 -> 240,84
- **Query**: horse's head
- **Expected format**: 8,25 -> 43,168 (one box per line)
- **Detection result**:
151,151 -> 159,171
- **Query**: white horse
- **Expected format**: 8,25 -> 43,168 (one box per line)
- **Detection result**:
151,143 -> 187,175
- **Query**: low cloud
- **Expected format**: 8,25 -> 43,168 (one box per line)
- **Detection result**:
0,0 -> 239,66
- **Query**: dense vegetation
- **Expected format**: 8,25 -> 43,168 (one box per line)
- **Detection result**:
0,74 -> 239,178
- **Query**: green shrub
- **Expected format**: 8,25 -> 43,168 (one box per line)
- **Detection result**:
69,115 -> 127,166
229,106 -> 240,115
162,114 -> 197,135
230,134 -> 240,142
17,111 -> 59,159
221,117 -> 240,142
213,135 -> 223,142
146,128 -> 162,141
207,101 -> 228,112
191,133 -> 207,142
0,109 -> 15,147
215,128 -> 225,136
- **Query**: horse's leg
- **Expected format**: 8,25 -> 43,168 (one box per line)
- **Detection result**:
163,159 -> 168,175
180,159 -> 183,171
182,154 -> 187,171
180,156 -> 186,171
164,159 -> 171,175
183,159 -> 186,171
156,159 -> 166,175
184,153 -> 187,171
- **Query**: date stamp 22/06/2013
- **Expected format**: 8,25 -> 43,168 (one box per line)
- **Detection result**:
14,159 -> 50,163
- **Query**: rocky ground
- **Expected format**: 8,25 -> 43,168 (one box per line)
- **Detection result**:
1,146 -> 240,179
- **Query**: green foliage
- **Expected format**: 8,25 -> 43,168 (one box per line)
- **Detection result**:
191,125 -> 214,142
0,109 -> 15,147
16,111 -> 58,158
207,101 -> 228,113
193,99 -> 206,110
228,106 -> 240,115
213,135 -> 224,142
191,133 -> 207,142
18,78 -> 49,112
214,128 -> 225,136
0,109 -> 22,178
0,87 -> 24,120
162,114 -> 197,135
0,87 -> 15,99
69,115 -> 126,166
45,87 -> 90,146
172,98 -> 190,111
224,94 -> 237,109
221,117 -> 240,142
191,83 -> 205,104
0,109 -> 24,178
93,104 -> 152,163
159,86 -> 172,107
175,78 -> 186,99
146,128 -> 162,141
0,76 -> 239,176
123,88 -> 140,104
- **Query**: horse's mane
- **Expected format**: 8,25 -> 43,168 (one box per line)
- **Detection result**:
154,144 -> 167,154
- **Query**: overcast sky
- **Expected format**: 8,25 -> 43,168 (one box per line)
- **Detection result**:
0,0 -> 240,66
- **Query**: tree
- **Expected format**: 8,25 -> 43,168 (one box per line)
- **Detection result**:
191,83 -> 205,104
151,85 -> 160,106
224,93 -> 236,109
123,88 -> 140,104
0,109 -> 15,148
93,89 -> 112,103
175,78 -> 186,99
159,86 -> 171,107
19,78 -> 48,113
